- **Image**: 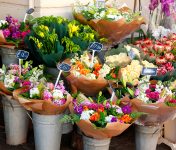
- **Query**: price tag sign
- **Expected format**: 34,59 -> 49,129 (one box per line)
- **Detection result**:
89,42 -> 103,68
128,50 -> 136,60
55,63 -> 71,89
16,50 -> 29,60
57,63 -> 71,72
89,42 -> 103,52
26,8 -> 34,14
141,68 -> 157,76
96,0 -> 105,8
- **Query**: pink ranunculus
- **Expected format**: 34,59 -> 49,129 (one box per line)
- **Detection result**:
22,81 -> 31,86
149,84 -> 156,89
156,56 -> 167,65
146,91 -> 160,100
145,89 -> 151,94
47,82 -> 54,91
165,53 -> 175,61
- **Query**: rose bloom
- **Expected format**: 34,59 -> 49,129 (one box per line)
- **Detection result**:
165,53 -> 175,61
156,56 -> 167,65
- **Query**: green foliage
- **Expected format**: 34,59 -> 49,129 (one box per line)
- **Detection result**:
60,114 -> 80,124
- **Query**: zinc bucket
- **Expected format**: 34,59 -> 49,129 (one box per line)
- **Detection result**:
62,109 -> 73,134
83,135 -> 111,150
2,96 -> 29,145
0,47 -> 18,66
135,124 -> 162,150
32,112 -> 63,150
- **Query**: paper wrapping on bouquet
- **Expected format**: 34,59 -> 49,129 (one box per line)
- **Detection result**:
131,99 -> 176,126
13,87 -> 71,115
0,81 -> 12,96
0,30 -> 16,49
66,73 -> 108,97
69,103 -> 131,139
74,8 -> 145,45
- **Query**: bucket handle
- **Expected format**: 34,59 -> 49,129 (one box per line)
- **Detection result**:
153,126 -> 163,136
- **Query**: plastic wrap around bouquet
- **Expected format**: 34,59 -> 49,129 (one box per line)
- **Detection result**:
13,81 -> 71,115
65,93 -> 142,139
131,77 -> 176,126
0,16 -> 30,48
74,6 -> 145,45
64,52 -> 108,96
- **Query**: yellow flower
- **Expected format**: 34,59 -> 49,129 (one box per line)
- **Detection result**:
68,23 -> 79,37
38,32 -> 44,38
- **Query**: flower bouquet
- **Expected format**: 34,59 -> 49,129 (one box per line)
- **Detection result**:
131,76 -> 176,126
13,81 -> 71,115
0,16 -> 30,48
63,92 -> 142,139
134,35 -> 176,81
74,1 -> 145,45
65,51 -> 109,96
25,16 -> 104,67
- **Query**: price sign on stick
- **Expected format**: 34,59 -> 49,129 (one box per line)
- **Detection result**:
16,50 -> 29,75
128,49 -> 136,60
55,63 -> 71,89
108,81 -> 116,102
89,42 -> 103,68
141,68 -> 157,76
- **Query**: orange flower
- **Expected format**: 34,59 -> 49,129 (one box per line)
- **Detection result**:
83,106 -> 89,111
120,114 -> 132,123
97,107 -> 104,113
89,112 -> 100,122
80,69 -> 90,75
76,61 -> 84,69
94,63 -> 102,71
111,73 -> 117,78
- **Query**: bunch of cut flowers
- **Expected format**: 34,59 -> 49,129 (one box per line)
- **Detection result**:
0,16 -> 30,48
65,51 -> 109,96
13,80 -> 71,115
62,92 -> 142,139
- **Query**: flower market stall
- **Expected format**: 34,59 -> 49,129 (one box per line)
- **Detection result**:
0,0 -> 175,150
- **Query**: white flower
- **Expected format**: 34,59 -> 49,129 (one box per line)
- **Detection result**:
99,64 -> 111,78
4,74 -> 15,89
30,87 -> 40,98
0,20 -> 8,28
86,73 -> 96,79
52,89 -> 64,99
105,115 -> 115,123
72,70 -> 81,77
80,110 -> 94,120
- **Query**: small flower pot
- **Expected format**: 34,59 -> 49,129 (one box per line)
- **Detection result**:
32,112 -> 63,150
83,135 -> 111,150
0,47 -> 18,65
135,124 -> 162,150
2,96 -> 29,145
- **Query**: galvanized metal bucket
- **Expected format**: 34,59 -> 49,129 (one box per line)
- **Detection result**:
0,47 -> 18,66
83,136 -> 111,150
62,108 -> 73,134
32,112 -> 63,150
2,96 -> 29,145
135,124 -> 162,150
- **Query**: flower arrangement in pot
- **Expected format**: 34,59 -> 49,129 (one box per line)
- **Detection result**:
0,16 -> 30,48
73,0 -> 145,45
25,16 -> 105,68
61,92 -> 142,150
64,51 -> 110,96
131,76 -> 176,126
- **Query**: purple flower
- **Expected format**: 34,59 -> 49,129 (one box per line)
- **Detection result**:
74,105 -> 83,114
122,105 -> 132,114
3,29 -> 10,38
105,101 -> 111,109
6,16 -> 13,23
149,0 -> 159,11
12,31 -> 21,39
111,117 -> 117,122
43,90 -> 53,100
14,76 -> 20,83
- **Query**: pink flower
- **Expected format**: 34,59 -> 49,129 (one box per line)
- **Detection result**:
165,40 -> 172,46
149,84 -> 156,89
3,29 -> 10,38
22,81 -> 31,86
153,43 -> 165,53
165,53 -> 175,61
165,62 -> 174,71
47,82 -> 54,91
43,90 -> 53,100
21,30 -> 30,39
135,89 -> 140,96
145,89 -> 151,94
157,66 -> 167,75
159,36 -> 168,42
146,91 -> 160,100
156,56 -> 167,65
164,44 -> 172,52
